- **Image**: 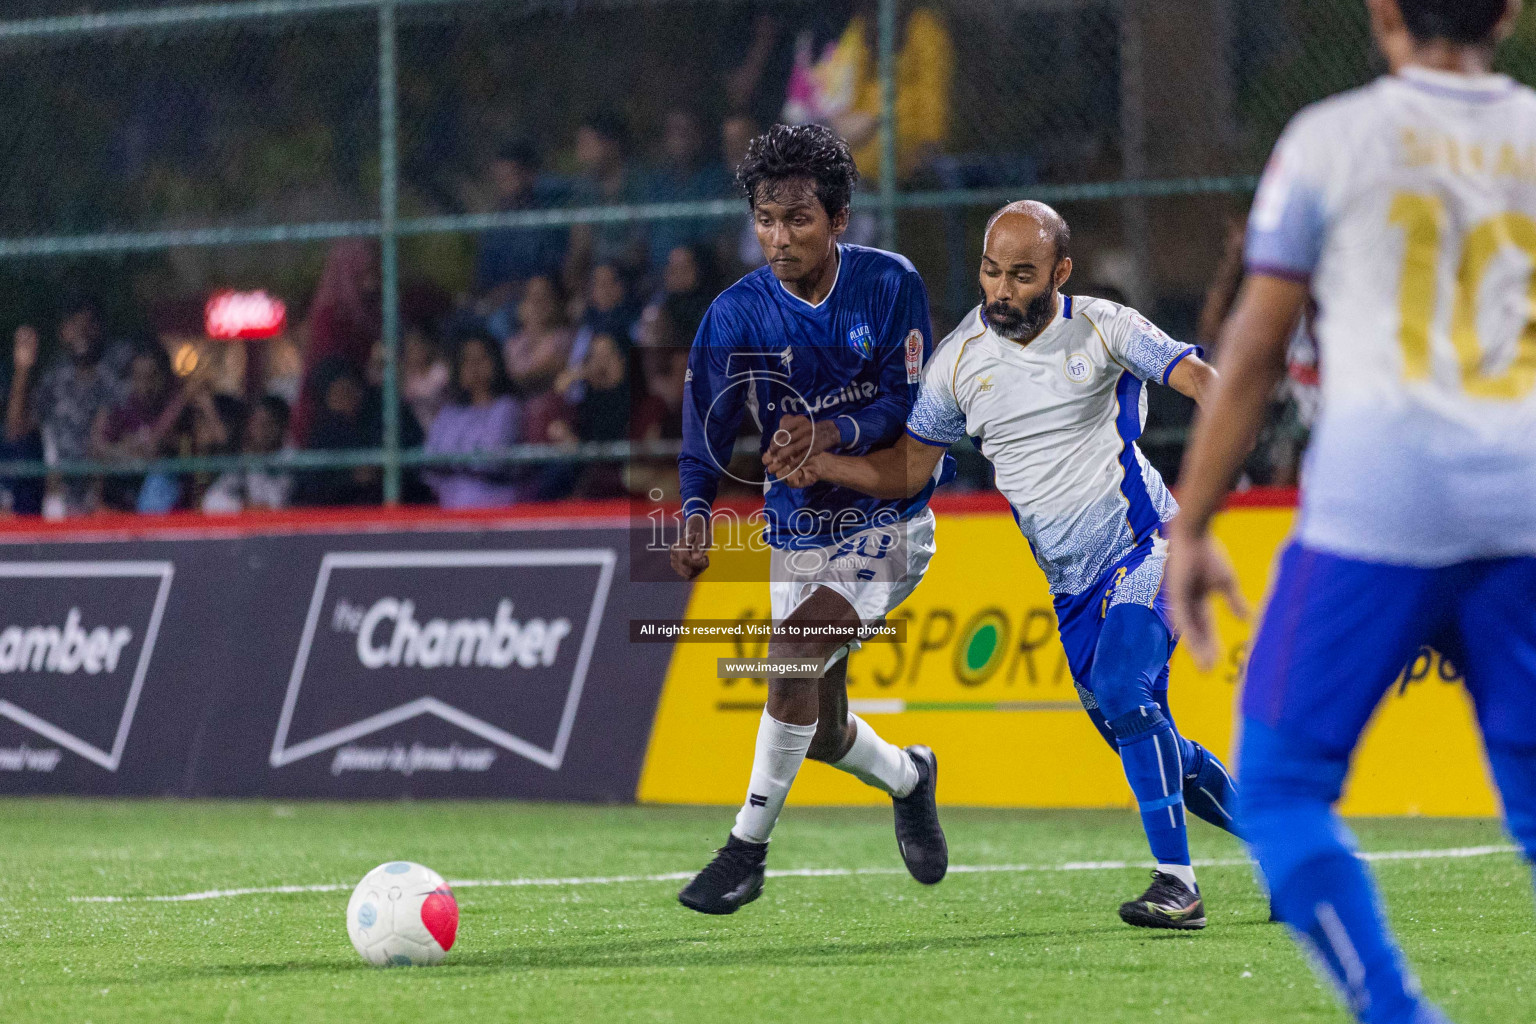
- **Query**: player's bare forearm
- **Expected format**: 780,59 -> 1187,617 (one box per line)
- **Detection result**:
1172,274 -> 1306,538
804,434 -> 943,499
1167,354 -> 1218,406
809,450 -> 908,498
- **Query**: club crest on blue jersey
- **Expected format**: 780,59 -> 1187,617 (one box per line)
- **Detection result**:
848,323 -> 874,358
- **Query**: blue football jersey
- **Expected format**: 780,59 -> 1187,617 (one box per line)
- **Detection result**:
679,243 -> 950,549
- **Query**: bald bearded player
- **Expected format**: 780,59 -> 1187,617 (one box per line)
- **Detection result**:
773,201 -> 1241,929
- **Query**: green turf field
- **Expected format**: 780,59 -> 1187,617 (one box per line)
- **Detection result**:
0,801 -> 1529,1023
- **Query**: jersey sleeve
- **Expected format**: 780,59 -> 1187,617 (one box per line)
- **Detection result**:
905,339 -> 967,447
1099,304 -> 1201,385
1245,115 -> 1328,281
678,304 -> 746,520
832,266 -> 932,451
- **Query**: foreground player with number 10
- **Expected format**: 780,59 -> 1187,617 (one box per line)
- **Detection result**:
780,201 -> 1240,929
1169,0 -> 1536,1021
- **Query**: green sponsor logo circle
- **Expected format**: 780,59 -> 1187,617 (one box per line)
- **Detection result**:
965,623 -> 998,672
953,609 -> 1010,686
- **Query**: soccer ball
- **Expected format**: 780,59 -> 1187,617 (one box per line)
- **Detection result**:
346,861 -> 458,967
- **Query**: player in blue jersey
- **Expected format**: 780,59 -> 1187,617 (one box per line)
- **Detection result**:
1170,1 -> 1536,1021
670,124 -> 949,915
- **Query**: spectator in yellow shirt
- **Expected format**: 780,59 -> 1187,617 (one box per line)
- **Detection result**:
781,6 -> 953,184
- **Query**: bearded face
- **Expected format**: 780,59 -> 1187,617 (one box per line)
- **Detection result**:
984,266 -> 1059,343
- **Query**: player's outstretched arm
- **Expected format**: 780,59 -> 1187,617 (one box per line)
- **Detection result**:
1166,273 -> 1304,666
1165,352 -> 1218,406
785,432 -> 945,499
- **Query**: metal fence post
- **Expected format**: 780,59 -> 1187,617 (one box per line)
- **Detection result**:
1118,0 -> 1154,312
876,0 -> 897,251
378,0 -> 402,504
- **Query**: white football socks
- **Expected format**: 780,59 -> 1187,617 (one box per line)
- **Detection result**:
1160,863 -> 1198,891
730,711 -> 817,844
831,713 -> 919,798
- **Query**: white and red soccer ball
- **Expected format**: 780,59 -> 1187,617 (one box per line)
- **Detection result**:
346,861 -> 458,966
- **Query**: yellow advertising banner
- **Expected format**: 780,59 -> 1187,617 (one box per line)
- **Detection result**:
637,504 -> 1497,816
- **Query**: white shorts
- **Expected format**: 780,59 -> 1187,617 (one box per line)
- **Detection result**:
768,508 -> 937,663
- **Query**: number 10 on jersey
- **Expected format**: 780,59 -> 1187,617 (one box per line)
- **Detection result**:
1390,192 -> 1536,400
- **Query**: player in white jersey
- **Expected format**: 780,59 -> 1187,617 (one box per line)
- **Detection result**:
772,201 -> 1242,929
1168,1 -> 1536,1022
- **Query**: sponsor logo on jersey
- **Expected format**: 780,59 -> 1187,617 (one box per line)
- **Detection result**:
976,374 -> 995,393
684,368 -> 693,384
1064,353 -> 1092,382
779,380 -> 877,416
778,346 -> 794,370
1129,312 -> 1167,339
904,329 -> 923,383
848,323 -> 874,358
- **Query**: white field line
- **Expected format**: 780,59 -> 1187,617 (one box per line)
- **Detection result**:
69,844 -> 1518,904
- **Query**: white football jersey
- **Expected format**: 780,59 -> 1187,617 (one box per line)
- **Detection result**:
908,296 -> 1198,595
1248,66 -> 1536,564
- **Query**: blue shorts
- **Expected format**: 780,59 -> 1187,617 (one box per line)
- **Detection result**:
1053,534 -> 1176,694
1244,542 -> 1536,753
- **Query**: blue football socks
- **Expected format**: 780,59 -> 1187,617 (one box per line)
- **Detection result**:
1092,604 -> 1194,873
1241,716 -> 1439,1024
1179,736 -> 1240,836
1080,691 -> 1241,837
1108,705 -> 1191,870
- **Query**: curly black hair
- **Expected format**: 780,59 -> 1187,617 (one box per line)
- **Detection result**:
736,123 -> 859,219
1398,0 -> 1508,43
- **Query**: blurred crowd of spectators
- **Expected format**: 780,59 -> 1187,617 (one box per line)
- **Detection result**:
0,100 -> 763,517
0,3 -> 1309,516
1,294 -> 299,517
0,5 -> 961,518
0,226 -> 703,516
0,204 -> 1309,520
